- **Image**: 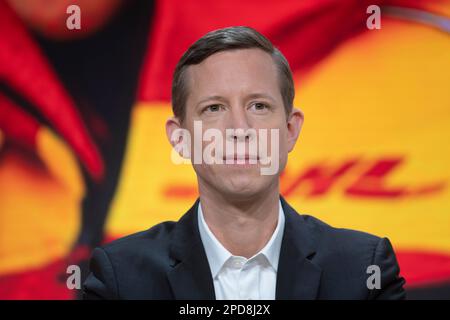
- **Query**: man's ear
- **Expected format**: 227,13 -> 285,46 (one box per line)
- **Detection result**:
165,116 -> 182,148
286,107 -> 304,153
166,116 -> 192,162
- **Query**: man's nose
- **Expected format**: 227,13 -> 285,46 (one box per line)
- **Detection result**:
225,105 -> 255,142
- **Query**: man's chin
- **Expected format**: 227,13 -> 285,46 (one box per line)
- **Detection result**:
217,181 -> 267,201
199,167 -> 274,199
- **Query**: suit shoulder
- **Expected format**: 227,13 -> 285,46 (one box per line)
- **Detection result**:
296,214 -> 402,299
86,220 -> 179,299
300,214 -> 382,264
100,220 -> 176,256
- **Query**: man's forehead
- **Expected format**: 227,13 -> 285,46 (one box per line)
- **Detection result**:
189,48 -> 276,74
185,48 -> 280,95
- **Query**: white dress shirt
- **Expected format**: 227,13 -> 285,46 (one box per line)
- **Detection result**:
198,200 -> 285,300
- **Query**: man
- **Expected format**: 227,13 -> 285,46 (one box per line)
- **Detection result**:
83,26 -> 406,300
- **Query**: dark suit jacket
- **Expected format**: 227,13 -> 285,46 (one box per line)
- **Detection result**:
83,197 -> 406,299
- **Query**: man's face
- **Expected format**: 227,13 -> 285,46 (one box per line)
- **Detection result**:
168,48 -> 303,200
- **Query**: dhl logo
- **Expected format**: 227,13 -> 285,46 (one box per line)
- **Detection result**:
164,157 -> 446,200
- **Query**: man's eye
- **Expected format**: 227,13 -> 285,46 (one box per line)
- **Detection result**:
250,102 -> 269,112
204,104 -> 222,113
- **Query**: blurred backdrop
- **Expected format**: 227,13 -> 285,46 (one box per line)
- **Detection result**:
0,0 -> 449,299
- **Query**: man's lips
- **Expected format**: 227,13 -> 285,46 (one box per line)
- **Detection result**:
223,154 -> 259,162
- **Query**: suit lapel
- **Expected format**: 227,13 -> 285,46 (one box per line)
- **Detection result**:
276,197 -> 323,299
167,199 -> 216,300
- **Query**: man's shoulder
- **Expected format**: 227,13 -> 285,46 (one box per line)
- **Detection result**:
282,198 -> 382,253
294,213 -> 404,299
84,220 -> 180,299
298,213 -> 384,269
302,213 -> 381,246
99,220 -> 177,258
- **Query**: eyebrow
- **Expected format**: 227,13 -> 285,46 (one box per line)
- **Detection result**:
245,93 -> 277,102
196,95 -> 228,107
196,93 -> 276,107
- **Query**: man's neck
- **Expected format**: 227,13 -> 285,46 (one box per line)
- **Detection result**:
198,182 -> 280,259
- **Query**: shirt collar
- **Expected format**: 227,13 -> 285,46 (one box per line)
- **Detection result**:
198,199 -> 285,278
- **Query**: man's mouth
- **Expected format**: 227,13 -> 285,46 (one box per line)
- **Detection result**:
223,154 -> 259,164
